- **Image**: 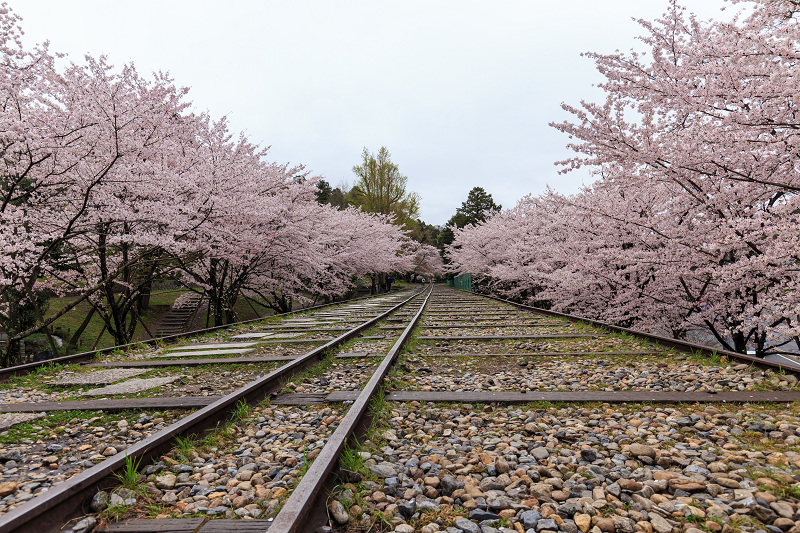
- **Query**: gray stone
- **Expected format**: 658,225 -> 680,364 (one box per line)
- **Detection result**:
769,502 -> 794,519
612,516 -> 636,533
109,489 -> 136,506
751,505 -> 778,524
441,474 -> 464,496
558,502 -> 583,518
369,462 -> 397,478
487,495 -> 516,510
84,375 -> 187,396
531,448 -> 550,461
470,509 -> 499,521
629,443 -> 656,459
455,518 -> 481,533
398,498 -> 416,519
0,413 -> 45,431
72,516 -> 97,533
560,521 -> 579,533
418,499 -> 440,511
606,482 -> 621,497
155,474 -> 176,490
650,514 -> 674,533
90,491 -> 109,512
0,450 -> 22,462
520,510 -> 542,530
537,519 -> 558,531
50,368 -> 148,386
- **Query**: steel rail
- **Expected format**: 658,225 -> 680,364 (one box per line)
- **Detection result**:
0,289 -> 424,533
471,289 -> 800,375
268,286 -> 433,533
0,288 -> 394,382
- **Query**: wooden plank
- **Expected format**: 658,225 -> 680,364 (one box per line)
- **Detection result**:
87,356 -> 297,368
323,391 -> 360,402
167,343 -> 261,351
199,519 -> 274,532
414,351 -> 660,357
416,334 -> 600,340
0,396 -> 220,413
153,349 -> 254,358
98,518 -> 205,532
382,390 -> 800,403
272,392 -> 331,405
413,322 -> 568,328
260,338 -> 334,344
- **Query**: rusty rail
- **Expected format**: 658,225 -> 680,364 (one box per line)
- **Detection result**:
267,286 -> 432,533
0,289 -> 424,533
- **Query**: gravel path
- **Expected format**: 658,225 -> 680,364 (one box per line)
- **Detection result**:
394,356 -> 799,393
329,401 -> 800,533
100,404 -> 345,521
0,410 -> 186,516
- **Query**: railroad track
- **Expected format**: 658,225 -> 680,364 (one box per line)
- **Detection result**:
0,286 -> 798,533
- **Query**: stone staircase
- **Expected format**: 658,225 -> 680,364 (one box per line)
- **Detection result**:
153,292 -> 204,339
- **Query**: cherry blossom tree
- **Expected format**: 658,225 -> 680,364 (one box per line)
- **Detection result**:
0,3 -> 428,364
449,0 -> 800,355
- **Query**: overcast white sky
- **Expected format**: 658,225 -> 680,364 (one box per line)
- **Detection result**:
16,1 -> 733,225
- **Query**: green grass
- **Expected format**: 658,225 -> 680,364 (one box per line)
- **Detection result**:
44,289 -> 190,353
99,504 -> 133,522
172,434 -> 197,459
0,410 -> 118,444
339,442 -> 367,474
114,454 -> 144,490
231,399 -> 253,423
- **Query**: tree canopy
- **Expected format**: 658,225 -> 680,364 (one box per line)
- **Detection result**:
447,0 -> 800,357
350,147 -> 420,226
440,187 -> 502,248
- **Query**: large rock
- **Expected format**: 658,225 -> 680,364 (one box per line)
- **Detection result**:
751,505 -> 778,524
398,499 -> 416,519
531,448 -> 550,461
770,502 -> 794,519
369,462 -> 396,478
530,483 -> 553,499
613,516 -> 636,533
454,518 -> 480,533
328,500 -> 348,525
520,510 -> 542,530
575,514 -> 592,533
650,514 -> 675,533
155,474 -> 176,490
90,491 -> 109,512
440,474 -> 464,496
0,482 -> 18,497
469,508 -> 499,521
629,443 -> 656,459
